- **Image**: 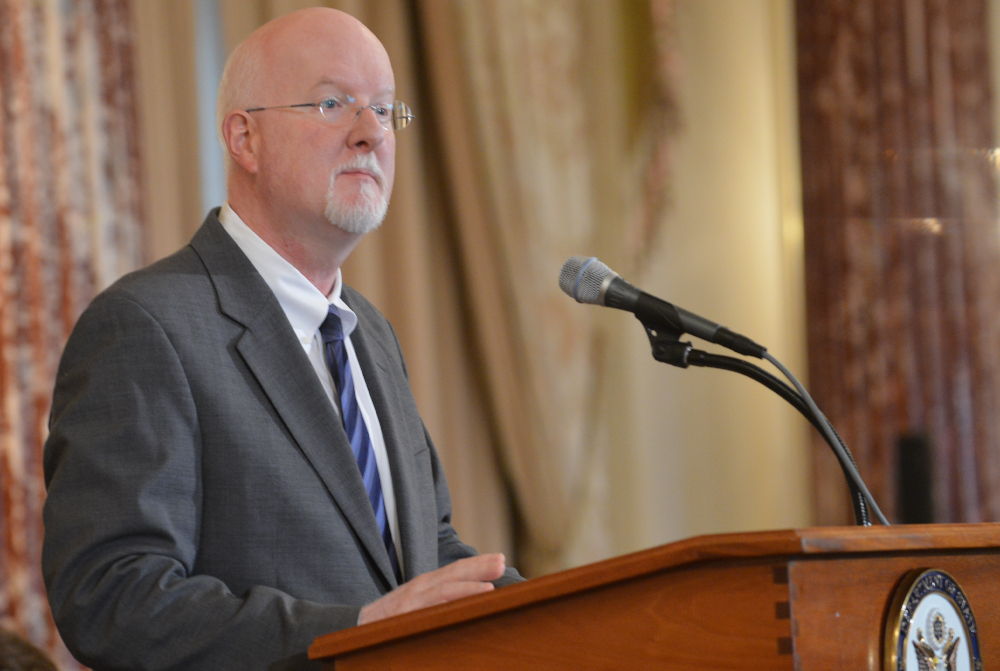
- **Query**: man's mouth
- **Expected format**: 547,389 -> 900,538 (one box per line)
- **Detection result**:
338,169 -> 379,185
335,161 -> 384,188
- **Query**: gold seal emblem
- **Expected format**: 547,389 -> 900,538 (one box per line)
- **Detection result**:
884,569 -> 982,671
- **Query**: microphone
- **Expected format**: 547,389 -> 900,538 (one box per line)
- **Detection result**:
560,257 -> 886,525
559,256 -> 766,358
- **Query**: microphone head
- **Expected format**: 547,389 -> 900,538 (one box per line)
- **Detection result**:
559,256 -> 616,305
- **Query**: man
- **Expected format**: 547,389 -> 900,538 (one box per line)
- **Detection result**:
42,9 -> 520,671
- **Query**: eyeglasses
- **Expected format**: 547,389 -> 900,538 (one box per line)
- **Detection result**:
245,95 -> 414,131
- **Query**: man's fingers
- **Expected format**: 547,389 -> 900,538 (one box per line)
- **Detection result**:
436,553 -> 506,582
359,554 -> 506,625
400,555 -> 504,608
432,578 -> 496,603
476,553 -> 507,581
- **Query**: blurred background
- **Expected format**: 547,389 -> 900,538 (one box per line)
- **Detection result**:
3,0 -> 1000,666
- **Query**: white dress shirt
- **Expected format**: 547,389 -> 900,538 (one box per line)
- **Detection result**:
218,203 -> 402,573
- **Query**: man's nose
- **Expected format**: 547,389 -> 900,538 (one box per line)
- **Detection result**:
346,107 -> 386,150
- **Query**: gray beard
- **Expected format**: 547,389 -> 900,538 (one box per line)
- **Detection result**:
324,176 -> 389,235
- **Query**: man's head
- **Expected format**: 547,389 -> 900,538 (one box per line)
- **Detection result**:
219,9 -> 396,241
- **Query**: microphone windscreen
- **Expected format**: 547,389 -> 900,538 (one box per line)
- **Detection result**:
559,256 -> 615,304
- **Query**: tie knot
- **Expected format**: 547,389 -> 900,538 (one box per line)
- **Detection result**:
319,308 -> 345,343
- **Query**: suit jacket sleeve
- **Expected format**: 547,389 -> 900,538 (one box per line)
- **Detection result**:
43,292 -> 355,671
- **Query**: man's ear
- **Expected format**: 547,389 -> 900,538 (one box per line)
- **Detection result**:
222,110 -> 259,174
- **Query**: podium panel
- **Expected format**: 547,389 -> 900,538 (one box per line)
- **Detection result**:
790,553 -> 999,669
309,524 -> 1000,670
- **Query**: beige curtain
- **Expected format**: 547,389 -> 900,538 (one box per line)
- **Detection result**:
416,0 -> 606,574
0,0 -> 144,667
132,0 -> 202,261
417,0 -> 674,573
138,0 -> 675,577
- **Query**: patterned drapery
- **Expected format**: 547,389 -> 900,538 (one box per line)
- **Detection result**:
796,0 -> 1000,524
0,0 -> 143,666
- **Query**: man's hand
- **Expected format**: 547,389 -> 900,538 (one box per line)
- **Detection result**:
358,553 -> 506,625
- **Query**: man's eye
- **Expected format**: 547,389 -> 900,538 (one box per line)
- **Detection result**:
319,98 -> 341,110
371,105 -> 390,117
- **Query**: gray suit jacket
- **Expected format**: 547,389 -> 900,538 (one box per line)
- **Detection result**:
42,212 -> 520,671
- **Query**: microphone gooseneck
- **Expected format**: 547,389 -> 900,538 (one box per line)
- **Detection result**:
559,254 -> 887,526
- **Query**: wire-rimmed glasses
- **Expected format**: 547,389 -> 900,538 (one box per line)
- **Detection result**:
246,95 -> 414,131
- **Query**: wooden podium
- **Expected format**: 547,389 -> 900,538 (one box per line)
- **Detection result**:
309,524 -> 1000,670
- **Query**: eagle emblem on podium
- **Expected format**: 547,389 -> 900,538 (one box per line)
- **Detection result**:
912,609 -> 960,671
883,569 -> 982,671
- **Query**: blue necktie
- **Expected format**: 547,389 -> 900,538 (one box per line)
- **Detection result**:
319,308 -> 401,583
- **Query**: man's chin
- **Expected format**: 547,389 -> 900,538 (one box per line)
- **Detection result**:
324,197 -> 388,235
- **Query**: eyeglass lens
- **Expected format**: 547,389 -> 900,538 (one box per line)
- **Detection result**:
316,99 -> 414,131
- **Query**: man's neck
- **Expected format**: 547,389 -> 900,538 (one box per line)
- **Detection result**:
227,199 -> 361,296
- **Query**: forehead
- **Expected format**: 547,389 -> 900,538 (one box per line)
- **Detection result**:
267,22 -> 394,100
309,76 -> 395,100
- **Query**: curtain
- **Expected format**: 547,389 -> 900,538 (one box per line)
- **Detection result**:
796,0 -> 1000,524
0,0 -> 144,666
416,0 -> 669,574
131,0 -> 202,261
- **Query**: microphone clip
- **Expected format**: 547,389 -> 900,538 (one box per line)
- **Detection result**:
642,322 -> 693,368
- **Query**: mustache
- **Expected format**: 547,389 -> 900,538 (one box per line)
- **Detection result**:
334,155 -> 386,187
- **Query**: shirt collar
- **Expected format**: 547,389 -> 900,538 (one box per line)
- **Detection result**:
218,203 -> 358,336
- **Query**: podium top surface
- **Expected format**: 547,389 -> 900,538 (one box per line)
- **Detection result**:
309,523 -> 1000,661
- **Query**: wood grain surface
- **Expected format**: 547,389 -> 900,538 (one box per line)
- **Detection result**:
795,522 -> 1000,552
331,560 -> 793,671
790,551 -> 1000,670
311,528 -> 804,660
311,524 -> 1000,669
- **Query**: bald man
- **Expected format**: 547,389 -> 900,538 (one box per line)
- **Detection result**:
42,9 -> 520,671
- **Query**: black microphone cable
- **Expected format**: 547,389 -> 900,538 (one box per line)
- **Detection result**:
681,348 -> 872,526
560,255 -> 889,526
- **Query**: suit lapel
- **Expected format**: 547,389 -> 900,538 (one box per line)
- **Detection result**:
189,214 -> 398,589
345,294 -> 436,580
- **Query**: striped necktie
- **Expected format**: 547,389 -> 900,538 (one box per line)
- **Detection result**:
319,307 -> 401,583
